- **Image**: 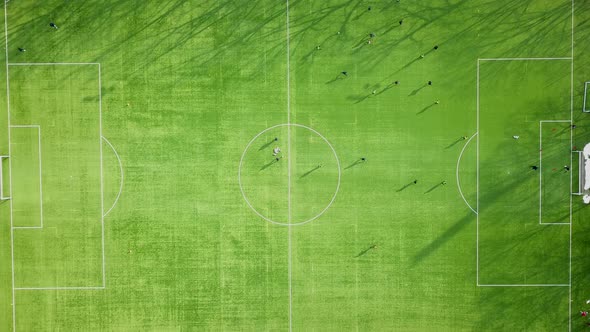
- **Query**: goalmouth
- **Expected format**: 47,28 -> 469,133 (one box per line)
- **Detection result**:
573,143 -> 590,203
0,155 -> 10,200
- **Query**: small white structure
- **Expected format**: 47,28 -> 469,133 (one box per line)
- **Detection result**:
582,143 -> 590,203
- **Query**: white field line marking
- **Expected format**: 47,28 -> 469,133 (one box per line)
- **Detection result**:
15,286 -> 104,290
0,156 -> 6,199
3,0 -> 16,329
237,124 -> 341,226
456,132 -> 478,214
101,136 -> 124,218
98,63 -> 106,288
479,57 -> 572,61
539,121 -> 542,225
476,59 -> 480,285
584,82 -> 589,112
569,1 -> 574,329
8,62 -> 100,66
538,121 -> 571,225
10,125 -> 43,229
285,0 -> 292,331
476,60 -> 571,291
9,64 -> 106,293
478,284 -> 570,287
573,151 -> 582,195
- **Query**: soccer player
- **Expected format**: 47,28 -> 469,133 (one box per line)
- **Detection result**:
394,80 -> 399,85
413,179 -> 418,184
18,47 -> 25,52
531,165 -> 538,170
513,135 -> 519,139
399,19 -> 403,25
434,45 -> 439,50
428,81 -> 432,85
49,22 -> 58,29
273,147 -> 281,156
435,100 -> 440,104
462,136 -> 467,140
274,137 -> 278,141
564,165 -> 570,171
441,181 -> 447,185
360,157 -> 366,162
341,71 -> 348,76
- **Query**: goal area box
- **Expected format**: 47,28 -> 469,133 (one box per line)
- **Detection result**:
0,155 -> 9,200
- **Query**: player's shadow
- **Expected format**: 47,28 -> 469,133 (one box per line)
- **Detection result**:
355,245 -> 376,258
409,84 -> 427,96
258,139 -> 275,151
395,56 -> 423,74
260,160 -> 276,171
344,160 -> 364,170
375,83 -> 396,96
300,165 -> 321,179
424,183 -> 444,193
326,74 -> 346,84
445,138 -> 465,149
396,182 -> 416,192
416,103 -> 436,115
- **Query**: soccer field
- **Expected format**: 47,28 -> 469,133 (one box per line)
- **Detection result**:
2,0 -> 590,331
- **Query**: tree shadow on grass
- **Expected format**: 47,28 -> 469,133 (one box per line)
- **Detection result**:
412,168 -> 530,265
424,183 -> 443,193
258,139 -> 275,151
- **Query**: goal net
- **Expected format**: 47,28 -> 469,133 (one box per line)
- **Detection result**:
574,143 -> 590,203
0,155 -> 10,200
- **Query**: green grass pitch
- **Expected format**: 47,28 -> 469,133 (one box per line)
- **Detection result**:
2,0 -> 590,331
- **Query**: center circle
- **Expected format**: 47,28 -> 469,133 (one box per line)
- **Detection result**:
238,124 -> 341,226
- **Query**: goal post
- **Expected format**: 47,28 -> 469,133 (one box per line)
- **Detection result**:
0,155 -> 10,200
572,150 -> 583,196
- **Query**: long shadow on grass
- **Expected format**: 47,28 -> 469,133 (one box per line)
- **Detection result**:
412,163 -> 531,265
355,245 -> 377,258
445,137 -> 466,149
260,160 -> 277,171
416,103 -> 436,115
